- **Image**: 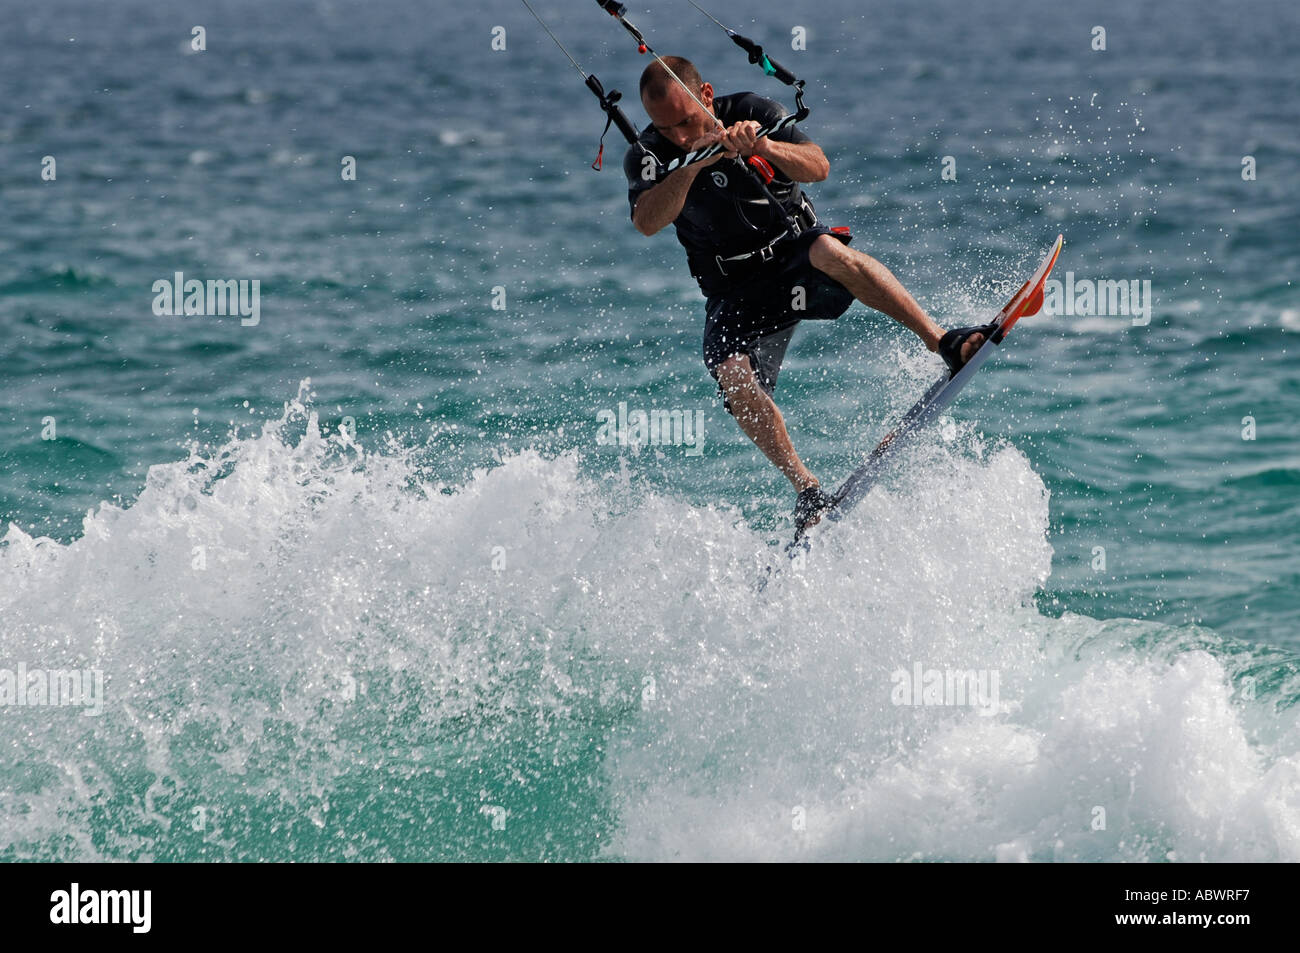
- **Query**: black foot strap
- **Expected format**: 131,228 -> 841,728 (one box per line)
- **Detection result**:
937,321 -> 999,378
794,485 -> 835,533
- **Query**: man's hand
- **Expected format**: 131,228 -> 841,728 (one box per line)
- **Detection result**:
686,126 -> 735,166
714,121 -> 831,183
719,120 -> 764,158
683,121 -> 767,164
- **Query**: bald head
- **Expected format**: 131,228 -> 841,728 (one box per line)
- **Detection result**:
639,56 -> 704,104
639,56 -> 717,150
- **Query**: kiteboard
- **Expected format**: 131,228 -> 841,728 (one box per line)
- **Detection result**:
761,234 -> 1064,582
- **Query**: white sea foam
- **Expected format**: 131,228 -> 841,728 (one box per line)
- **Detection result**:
0,384 -> 1296,861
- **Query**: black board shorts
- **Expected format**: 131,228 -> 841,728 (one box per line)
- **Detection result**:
702,225 -> 855,411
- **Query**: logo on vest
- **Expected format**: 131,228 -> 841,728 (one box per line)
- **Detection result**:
711,170 -> 728,188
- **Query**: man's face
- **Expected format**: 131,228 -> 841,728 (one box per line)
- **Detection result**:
644,81 -> 716,151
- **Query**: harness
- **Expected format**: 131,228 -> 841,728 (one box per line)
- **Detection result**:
713,195 -> 818,277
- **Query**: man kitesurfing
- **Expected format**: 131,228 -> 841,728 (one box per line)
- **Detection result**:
521,0 -> 1054,542
624,55 -> 995,532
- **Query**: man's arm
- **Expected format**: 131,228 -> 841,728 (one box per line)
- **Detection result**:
724,120 -> 828,182
632,163 -> 706,237
755,136 -> 829,183
629,122 -> 829,236
631,127 -> 731,237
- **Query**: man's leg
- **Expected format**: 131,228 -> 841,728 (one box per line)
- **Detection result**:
807,235 -> 986,360
716,353 -> 818,492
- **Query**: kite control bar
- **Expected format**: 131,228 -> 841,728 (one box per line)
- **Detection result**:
524,1 -> 812,183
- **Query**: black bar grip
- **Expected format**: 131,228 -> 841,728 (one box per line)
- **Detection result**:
587,75 -> 640,145
729,34 -> 800,87
766,57 -> 798,86
608,105 -> 640,144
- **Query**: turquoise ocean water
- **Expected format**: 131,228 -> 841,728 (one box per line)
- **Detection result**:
1,0 -> 1298,860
